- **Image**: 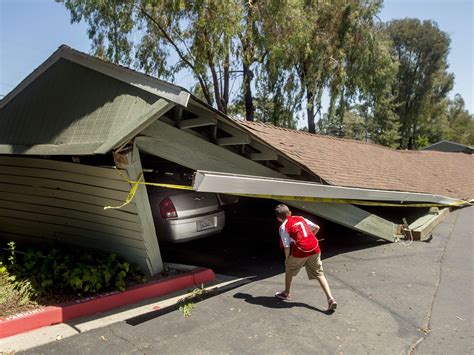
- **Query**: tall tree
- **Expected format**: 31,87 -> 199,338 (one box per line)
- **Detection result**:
259,0 -> 392,134
385,18 -> 454,149
60,0 -> 249,115
446,94 -> 474,146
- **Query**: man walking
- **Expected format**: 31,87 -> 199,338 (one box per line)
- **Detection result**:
274,204 -> 337,311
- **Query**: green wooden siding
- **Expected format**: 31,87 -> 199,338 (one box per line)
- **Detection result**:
0,156 -> 158,273
0,59 -> 159,153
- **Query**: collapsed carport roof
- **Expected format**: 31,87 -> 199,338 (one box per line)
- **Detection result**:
236,121 -> 474,202
0,45 -> 470,248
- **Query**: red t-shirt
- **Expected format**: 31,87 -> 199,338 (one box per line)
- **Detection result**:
279,216 -> 320,257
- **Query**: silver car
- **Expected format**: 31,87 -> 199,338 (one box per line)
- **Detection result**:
147,171 -> 225,243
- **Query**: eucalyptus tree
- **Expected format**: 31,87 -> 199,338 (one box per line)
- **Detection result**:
446,94 -> 474,146
385,18 -> 454,149
258,0 -> 394,135
60,0 -> 262,117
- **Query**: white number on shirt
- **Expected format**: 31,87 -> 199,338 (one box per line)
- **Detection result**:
295,221 -> 308,237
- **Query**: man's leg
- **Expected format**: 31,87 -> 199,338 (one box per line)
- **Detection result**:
316,274 -> 334,301
285,272 -> 293,295
306,253 -> 337,308
278,256 -> 303,299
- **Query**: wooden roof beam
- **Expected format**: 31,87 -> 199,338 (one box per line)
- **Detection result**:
277,156 -> 302,176
248,141 -> 278,161
179,117 -> 217,129
278,165 -> 302,175
217,135 -> 251,146
249,151 -> 278,161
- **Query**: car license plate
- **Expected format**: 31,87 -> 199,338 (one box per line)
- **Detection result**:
197,218 -> 214,231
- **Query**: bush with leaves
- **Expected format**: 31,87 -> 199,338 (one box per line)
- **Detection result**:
0,241 -> 144,299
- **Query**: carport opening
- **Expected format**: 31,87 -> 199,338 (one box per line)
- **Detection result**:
49,153 -> 410,279
154,194 -> 388,279
138,152 -> 399,278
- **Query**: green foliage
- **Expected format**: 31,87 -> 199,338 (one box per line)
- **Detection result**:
385,18 -> 454,149
0,241 -> 143,298
176,286 -> 207,318
446,94 -> 474,146
58,1 -> 471,149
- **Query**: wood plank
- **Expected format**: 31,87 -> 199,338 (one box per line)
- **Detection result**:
277,157 -> 302,176
0,216 -> 145,248
0,199 -> 141,232
215,121 -> 246,137
174,106 -> 183,126
140,122 -> 285,176
0,175 -> 131,202
0,228 -> 149,259
249,152 -> 279,161
125,144 -> 163,275
0,190 -> 139,222
0,208 -> 143,240
0,229 -> 150,271
0,165 -> 130,191
94,99 -> 174,154
0,183 -> 138,214
217,136 -> 251,146
284,201 -> 396,242
0,143 -> 103,155
179,117 -> 217,129
278,165 -> 302,175
410,208 -> 450,241
0,156 -> 127,181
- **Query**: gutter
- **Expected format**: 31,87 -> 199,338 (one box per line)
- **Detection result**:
193,171 -> 468,207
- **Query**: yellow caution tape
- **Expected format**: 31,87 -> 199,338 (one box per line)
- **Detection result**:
232,193 -> 467,208
104,170 -> 193,210
105,171 -> 468,209
104,173 -> 144,210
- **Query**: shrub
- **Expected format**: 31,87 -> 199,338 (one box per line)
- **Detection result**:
0,241 -> 143,299
0,263 -> 36,316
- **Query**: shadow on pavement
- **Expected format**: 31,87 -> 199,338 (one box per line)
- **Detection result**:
233,292 -> 331,315
125,304 -> 179,326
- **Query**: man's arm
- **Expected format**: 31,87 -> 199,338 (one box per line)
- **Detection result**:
305,218 -> 320,234
280,225 -> 291,259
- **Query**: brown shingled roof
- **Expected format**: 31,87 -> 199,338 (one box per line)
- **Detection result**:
235,120 -> 474,201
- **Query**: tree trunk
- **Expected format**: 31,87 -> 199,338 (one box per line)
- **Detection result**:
337,89 -> 346,137
243,61 -> 255,121
207,49 -> 223,113
242,3 -> 255,122
307,89 -> 316,133
223,49 -> 230,113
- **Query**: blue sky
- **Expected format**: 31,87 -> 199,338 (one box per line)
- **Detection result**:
1,0 -> 473,113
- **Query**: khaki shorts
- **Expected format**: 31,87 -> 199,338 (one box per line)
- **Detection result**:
285,253 -> 324,279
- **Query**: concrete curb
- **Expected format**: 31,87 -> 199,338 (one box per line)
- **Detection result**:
0,267 -> 215,339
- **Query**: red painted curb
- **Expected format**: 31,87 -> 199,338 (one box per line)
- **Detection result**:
0,267 -> 215,339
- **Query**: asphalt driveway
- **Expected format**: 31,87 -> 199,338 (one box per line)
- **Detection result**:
21,206 -> 473,354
